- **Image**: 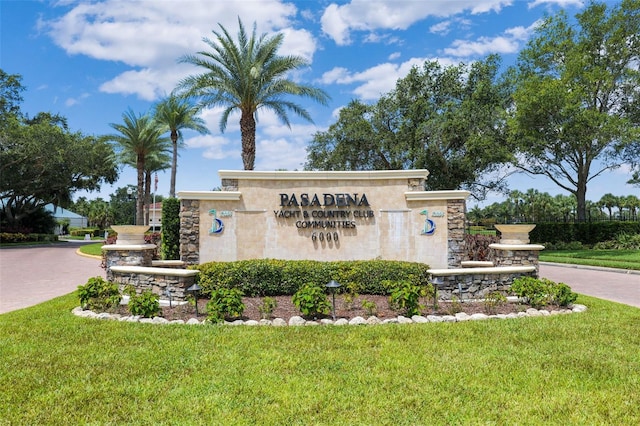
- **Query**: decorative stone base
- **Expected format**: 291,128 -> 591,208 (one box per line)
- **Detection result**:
109,265 -> 199,301
428,266 -> 537,300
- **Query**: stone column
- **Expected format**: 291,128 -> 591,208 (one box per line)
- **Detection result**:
447,199 -> 466,268
180,199 -> 200,265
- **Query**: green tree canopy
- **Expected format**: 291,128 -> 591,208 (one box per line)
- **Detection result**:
306,55 -> 514,198
178,18 -> 330,170
508,0 -> 640,221
1,111 -> 118,228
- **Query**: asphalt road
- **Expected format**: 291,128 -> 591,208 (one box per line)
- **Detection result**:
0,244 -> 638,314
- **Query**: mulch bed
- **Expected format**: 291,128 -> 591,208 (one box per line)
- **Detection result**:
116,294 -> 532,322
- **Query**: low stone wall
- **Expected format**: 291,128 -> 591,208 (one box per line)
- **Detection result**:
109,266 -> 199,301
428,266 -> 536,300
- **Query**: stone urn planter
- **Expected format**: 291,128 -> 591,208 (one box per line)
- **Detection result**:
111,225 -> 150,245
494,224 -> 536,245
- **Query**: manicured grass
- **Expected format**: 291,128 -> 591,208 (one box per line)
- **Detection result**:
79,242 -> 104,257
1,293 -> 639,425
540,249 -> 640,271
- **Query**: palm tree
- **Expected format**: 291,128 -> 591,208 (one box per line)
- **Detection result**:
108,109 -> 170,225
153,93 -> 209,197
598,193 -> 618,220
178,18 -> 330,170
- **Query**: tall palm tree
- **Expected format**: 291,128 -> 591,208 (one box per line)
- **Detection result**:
178,18 -> 330,170
153,93 -> 209,197
108,109 -> 170,225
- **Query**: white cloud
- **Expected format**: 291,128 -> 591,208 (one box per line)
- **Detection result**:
43,0 -> 313,101
528,0 -> 583,9
320,0 -> 513,45
65,92 -> 90,107
430,20 -> 452,35
322,56 -> 460,100
443,22 -> 537,57
388,52 -> 401,61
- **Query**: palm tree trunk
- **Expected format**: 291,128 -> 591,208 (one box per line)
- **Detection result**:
136,155 -> 145,226
240,111 -> 256,170
144,169 -> 152,225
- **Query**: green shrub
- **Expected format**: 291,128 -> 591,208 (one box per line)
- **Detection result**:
511,277 -> 552,308
511,277 -> 578,309
531,221 -> 640,245
361,300 -> 378,317
77,276 -> 121,311
342,282 -> 362,310
593,232 -> 640,250
445,296 -> 463,315
552,283 -> 578,307
483,291 -> 507,315
161,198 -> 180,260
543,240 -> 585,250
258,297 -> 278,319
206,287 -> 245,323
195,259 -> 431,297
386,279 -> 429,317
126,288 -> 160,318
292,283 -> 331,318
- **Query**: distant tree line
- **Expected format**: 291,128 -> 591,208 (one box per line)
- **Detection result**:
468,190 -> 640,226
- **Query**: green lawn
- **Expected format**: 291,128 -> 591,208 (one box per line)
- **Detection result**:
79,241 -> 104,257
540,249 -> 640,271
1,293 -> 639,425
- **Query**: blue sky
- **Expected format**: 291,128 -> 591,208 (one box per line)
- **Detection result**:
1,0 -> 635,207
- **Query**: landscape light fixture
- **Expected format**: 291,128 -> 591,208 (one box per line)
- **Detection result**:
431,276 -> 444,309
164,287 -> 172,308
186,283 -> 202,316
325,280 -> 341,321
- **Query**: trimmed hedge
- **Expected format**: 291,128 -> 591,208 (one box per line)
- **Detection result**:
530,221 -> 640,245
194,259 -> 432,297
161,198 -> 180,260
0,233 -> 58,243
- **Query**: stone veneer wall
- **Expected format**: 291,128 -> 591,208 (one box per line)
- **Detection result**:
104,247 -> 154,281
180,199 -> 200,265
113,272 -> 194,300
447,199 -> 466,268
492,248 -> 541,277
435,272 -> 534,300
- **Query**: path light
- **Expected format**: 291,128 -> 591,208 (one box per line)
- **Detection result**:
164,288 -> 172,308
325,280 -> 341,321
186,283 -> 202,316
431,276 -> 444,310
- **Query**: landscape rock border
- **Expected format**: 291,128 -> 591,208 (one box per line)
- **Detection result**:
72,304 -> 588,326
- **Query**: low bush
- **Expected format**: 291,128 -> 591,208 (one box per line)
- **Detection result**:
258,297 -> 278,319
292,283 -> 330,318
542,240 -> 585,250
195,259 -> 431,297
0,233 -> 58,243
483,291 -> 507,314
77,276 -> 121,311
361,300 -> 378,316
386,279 -> 431,317
125,287 -> 160,318
593,232 -> 640,250
206,287 -> 245,323
70,228 -> 101,238
511,277 -> 577,308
